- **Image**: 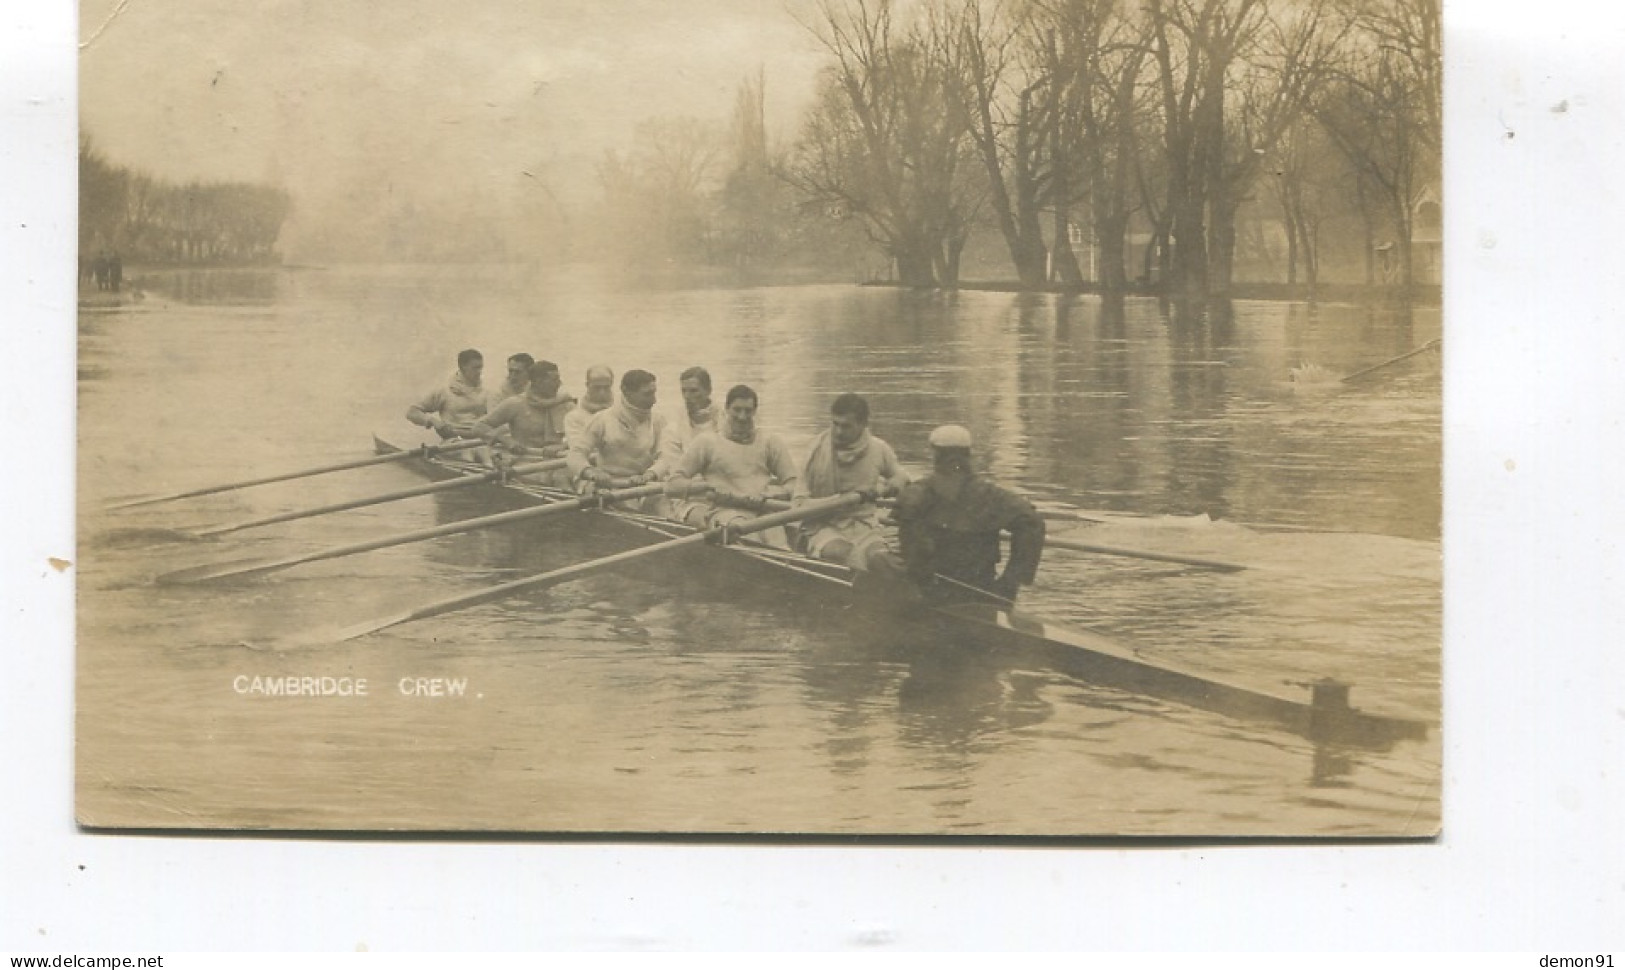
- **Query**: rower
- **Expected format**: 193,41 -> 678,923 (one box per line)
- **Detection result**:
892,424 -> 1045,605
665,384 -> 799,548
472,360 -> 576,486
565,364 -> 615,451
566,368 -> 672,514
791,392 -> 910,570
492,352 -> 534,405
667,365 -> 720,463
406,349 -> 493,461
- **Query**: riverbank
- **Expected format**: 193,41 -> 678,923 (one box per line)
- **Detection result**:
864,278 -> 1442,306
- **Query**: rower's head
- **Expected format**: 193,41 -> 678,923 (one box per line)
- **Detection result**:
621,369 -> 658,411
456,349 -> 484,385
506,353 -> 534,386
584,364 -> 614,391
680,366 -> 713,413
724,384 -> 758,433
527,360 -> 562,400
927,424 -> 974,475
828,393 -> 870,448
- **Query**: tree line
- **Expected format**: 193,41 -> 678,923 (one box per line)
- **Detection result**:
79,137 -> 293,267
589,0 -> 1439,296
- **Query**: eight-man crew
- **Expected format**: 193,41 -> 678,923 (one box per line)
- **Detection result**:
666,384 -> 799,548
791,392 -> 910,570
566,368 -> 673,513
406,348 -> 491,441
472,359 -> 577,486
893,424 -> 1045,604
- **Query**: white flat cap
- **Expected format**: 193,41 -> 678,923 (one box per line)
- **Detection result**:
928,424 -> 973,449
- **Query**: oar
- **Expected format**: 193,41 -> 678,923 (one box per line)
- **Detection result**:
326,492 -> 866,642
1042,536 -> 1247,572
1340,337 -> 1441,383
188,459 -> 567,538
156,482 -> 667,586
106,439 -> 486,511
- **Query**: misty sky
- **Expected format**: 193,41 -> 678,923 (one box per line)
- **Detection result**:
79,0 -> 831,258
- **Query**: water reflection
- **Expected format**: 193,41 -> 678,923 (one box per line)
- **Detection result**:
146,268 -> 282,305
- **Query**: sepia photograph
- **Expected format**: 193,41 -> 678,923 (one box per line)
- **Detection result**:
75,0 -> 1442,837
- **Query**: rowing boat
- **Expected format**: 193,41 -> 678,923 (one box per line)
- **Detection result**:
371,433 -> 1429,751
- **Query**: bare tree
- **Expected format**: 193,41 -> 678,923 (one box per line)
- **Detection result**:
1315,0 -> 1440,288
788,0 -> 980,287
944,0 -> 1053,287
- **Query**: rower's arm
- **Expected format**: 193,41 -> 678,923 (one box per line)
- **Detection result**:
1000,499 -> 1047,586
645,415 -> 675,481
472,400 -> 516,448
406,388 -> 447,430
877,441 -> 911,495
767,436 -> 798,499
565,415 -> 603,483
666,436 -> 711,496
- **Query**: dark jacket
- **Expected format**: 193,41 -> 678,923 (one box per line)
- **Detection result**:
893,473 -> 1045,593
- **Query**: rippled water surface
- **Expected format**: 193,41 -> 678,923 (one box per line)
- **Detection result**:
77,265 -> 1441,836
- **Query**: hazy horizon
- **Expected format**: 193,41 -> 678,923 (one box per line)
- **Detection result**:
79,0 -> 830,262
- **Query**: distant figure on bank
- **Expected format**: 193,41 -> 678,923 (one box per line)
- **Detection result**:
109,251 -> 123,293
565,364 -> 615,451
893,425 -> 1045,605
473,360 -> 576,486
492,352 -> 534,405
566,368 -> 672,513
665,384 -> 798,547
792,392 -> 909,570
667,365 -> 719,464
406,348 -> 490,440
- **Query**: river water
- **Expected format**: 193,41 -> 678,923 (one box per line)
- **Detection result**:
76,264 -> 1441,837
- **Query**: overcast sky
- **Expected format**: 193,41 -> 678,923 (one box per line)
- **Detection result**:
79,0 -> 831,258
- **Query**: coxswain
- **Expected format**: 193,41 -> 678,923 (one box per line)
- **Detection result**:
666,365 -> 720,463
406,348 -> 491,441
472,360 -> 576,486
665,384 -> 799,548
892,425 -> 1045,605
566,368 -> 673,513
792,392 -> 910,570
565,364 -> 616,450
492,352 -> 534,405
